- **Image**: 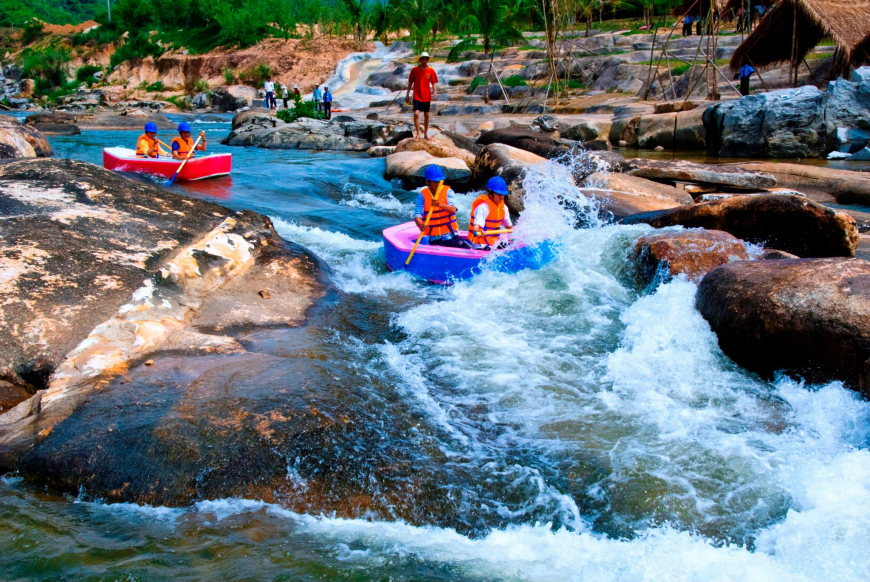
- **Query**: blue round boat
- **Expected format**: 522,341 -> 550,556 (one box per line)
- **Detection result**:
383,222 -> 557,284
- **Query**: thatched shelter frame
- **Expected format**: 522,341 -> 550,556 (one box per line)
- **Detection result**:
729,0 -> 870,77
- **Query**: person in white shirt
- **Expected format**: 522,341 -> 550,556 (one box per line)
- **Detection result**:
468,176 -> 512,250
263,77 -> 276,109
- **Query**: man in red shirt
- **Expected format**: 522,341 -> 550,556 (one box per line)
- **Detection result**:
405,52 -> 438,141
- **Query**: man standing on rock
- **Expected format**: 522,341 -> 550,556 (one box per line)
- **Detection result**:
414,165 -> 471,249
322,87 -> 333,120
406,52 -> 438,141
264,77 -> 276,109
282,85 -> 289,109
738,63 -> 756,96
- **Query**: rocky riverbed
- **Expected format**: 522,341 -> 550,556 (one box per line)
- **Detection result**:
3,110 -> 870,580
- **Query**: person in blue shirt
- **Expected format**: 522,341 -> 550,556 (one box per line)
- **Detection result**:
322,87 -> 333,119
738,63 -> 755,96
414,165 -> 472,249
313,85 -> 323,112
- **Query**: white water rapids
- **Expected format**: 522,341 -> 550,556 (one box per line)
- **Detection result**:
24,158 -> 868,580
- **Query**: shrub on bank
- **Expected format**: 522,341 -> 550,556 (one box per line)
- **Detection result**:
276,94 -> 324,123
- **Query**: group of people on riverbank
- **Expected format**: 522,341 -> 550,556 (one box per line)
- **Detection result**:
261,77 -> 333,119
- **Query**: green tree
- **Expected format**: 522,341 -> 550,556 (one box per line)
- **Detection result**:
370,0 -> 393,44
448,0 -> 523,58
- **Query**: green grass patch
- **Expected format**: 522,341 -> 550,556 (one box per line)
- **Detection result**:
672,64 -> 691,76
502,75 -> 527,87
145,81 -> 164,92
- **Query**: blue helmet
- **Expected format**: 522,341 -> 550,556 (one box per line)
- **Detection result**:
178,122 -> 191,133
424,165 -> 446,182
144,121 -> 158,133
486,176 -> 509,196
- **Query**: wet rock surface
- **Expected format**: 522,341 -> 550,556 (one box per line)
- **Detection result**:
735,162 -> 870,206
0,159 -> 325,475
476,125 -> 568,159
696,258 -> 870,391
581,172 -> 692,221
393,136 -> 476,166
0,116 -> 52,158
622,194 -> 858,258
23,112 -> 81,135
631,229 -> 750,288
626,158 -> 776,190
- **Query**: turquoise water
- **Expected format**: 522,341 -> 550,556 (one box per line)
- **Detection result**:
2,114 -> 870,581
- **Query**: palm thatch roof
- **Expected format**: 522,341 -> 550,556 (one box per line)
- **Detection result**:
730,0 -> 870,72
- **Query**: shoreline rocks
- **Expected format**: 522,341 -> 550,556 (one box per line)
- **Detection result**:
696,258 -> 870,392
622,194 -> 858,258
0,116 -> 52,158
385,150 -> 471,185
581,172 -> 692,221
224,112 -> 413,151
626,158 -> 776,191
0,159 -> 325,472
631,229 -> 750,288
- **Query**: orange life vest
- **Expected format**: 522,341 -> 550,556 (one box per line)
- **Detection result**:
468,195 -> 506,246
171,136 -> 194,158
136,134 -> 159,157
421,184 -> 457,237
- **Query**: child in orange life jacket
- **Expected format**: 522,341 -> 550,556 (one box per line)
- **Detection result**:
136,122 -> 168,157
414,165 -> 472,249
469,176 -> 512,250
170,122 -> 207,160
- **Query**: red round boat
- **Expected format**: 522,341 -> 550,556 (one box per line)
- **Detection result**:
102,147 -> 232,181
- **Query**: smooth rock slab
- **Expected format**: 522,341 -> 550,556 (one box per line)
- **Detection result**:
734,162 -> 870,206
696,258 -> 870,391
477,125 -> 568,159
622,194 -> 858,258
0,116 -> 52,158
582,172 -> 693,221
626,158 -> 776,190
632,229 -> 749,288
385,150 -> 471,185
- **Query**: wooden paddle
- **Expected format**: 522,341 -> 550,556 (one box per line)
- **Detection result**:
166,134 -> 202,186
406,180 -> 443,266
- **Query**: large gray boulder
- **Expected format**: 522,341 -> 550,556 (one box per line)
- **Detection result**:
704,86 -> 829,158
622,194 -> 858,258
696,258 -> 870,393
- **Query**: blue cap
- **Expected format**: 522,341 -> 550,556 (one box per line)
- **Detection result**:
178,122 -> 191,132
486,176 -> 509,196
424,165 -> 446,182
144,121 -> 158,132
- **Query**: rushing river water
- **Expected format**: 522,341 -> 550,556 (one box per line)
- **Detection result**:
2,114 -> 870,581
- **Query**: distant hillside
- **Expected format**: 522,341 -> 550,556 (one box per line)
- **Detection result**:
0,0 -> 104,27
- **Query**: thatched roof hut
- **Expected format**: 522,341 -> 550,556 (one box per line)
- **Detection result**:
730,0 -> 870,74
